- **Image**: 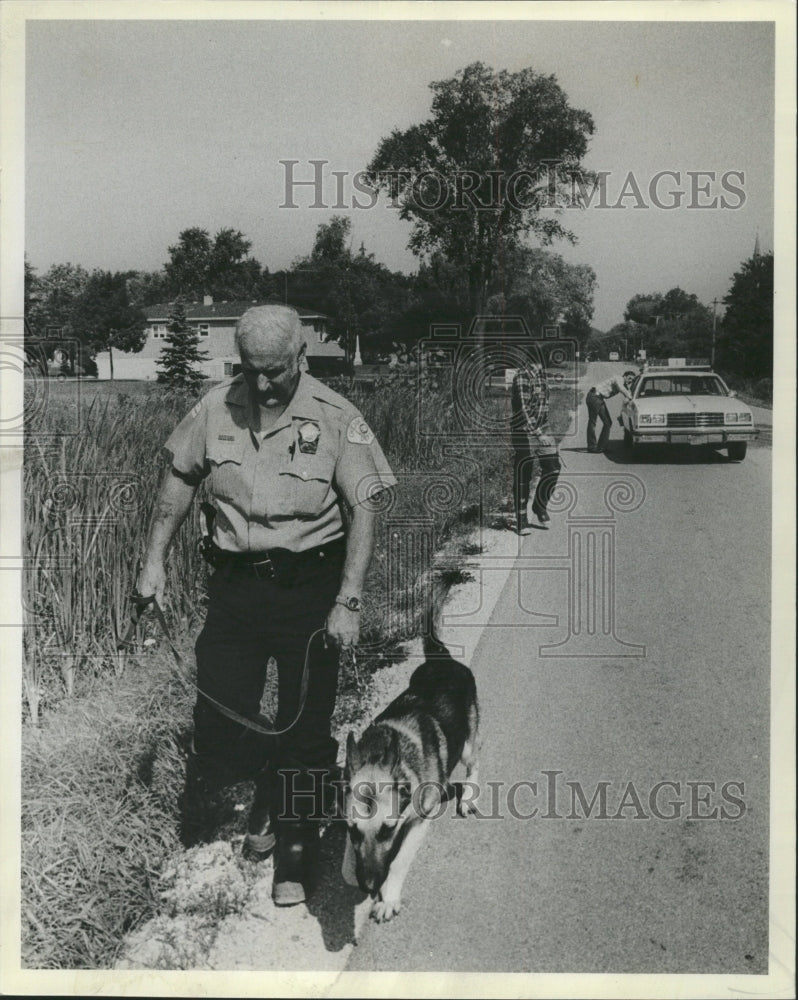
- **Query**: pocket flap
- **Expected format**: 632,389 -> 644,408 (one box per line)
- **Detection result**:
208,437 -> 245,465
279,464 -> 331,484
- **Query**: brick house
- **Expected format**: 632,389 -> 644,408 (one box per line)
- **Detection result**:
94,298 -> 345,380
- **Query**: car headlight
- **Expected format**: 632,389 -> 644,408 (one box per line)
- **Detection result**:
725,412 -> 753,424
639,413 -> 665,425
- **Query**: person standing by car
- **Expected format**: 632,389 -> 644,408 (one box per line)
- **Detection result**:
135,305 -> 396,907
586,370 -> 636,453
511,359 -> 561,532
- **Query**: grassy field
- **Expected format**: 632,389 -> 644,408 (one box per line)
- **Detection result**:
21,370 -> 575,968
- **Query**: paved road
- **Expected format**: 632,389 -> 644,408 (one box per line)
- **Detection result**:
344,362 -> 771,975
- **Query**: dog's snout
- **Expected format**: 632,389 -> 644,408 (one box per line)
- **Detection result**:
353,852 -> 381,895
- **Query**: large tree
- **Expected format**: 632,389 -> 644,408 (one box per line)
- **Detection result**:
70,270 -> 147,380
126,269 -> 173,308
379,252 -> 472,352
485,246 -> 596,348
164,227 -> 265,301
622,287 -> 712,360
624,293 -> 665,327
25,261 -> 90,339
717,251 -> 773,379
366,62 -> 595,314
288,216 -> 413,357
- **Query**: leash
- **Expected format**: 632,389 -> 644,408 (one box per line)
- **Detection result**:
116,591 -> 326,738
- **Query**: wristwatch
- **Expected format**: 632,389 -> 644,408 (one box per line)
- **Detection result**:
335,595 -> 362,612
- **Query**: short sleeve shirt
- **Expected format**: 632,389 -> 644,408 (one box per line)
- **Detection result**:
163,373 -> 397,553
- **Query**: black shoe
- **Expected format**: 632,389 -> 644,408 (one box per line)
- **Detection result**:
532,504 -> 550,524
272,822 -> 319,906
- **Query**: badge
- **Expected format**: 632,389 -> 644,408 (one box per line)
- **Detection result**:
297,420 -> 321,454
189,401 -> 202,419
347,416 -> 375,445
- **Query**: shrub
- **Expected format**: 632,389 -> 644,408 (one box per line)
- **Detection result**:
753,377 -> 773,403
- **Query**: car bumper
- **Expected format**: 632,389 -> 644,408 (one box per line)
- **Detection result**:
631,428 -> 759,445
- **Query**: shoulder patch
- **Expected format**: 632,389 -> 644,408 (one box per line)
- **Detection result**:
347,415 -> 375,445
189,400 -> 203,419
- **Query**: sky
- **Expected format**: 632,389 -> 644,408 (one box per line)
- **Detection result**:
24,16 -> 775,331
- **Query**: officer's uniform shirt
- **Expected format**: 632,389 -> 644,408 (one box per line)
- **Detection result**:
164,373 -> 397,553
593,375 -> 629,400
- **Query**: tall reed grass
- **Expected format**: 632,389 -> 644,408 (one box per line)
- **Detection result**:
23,386 -> 209,720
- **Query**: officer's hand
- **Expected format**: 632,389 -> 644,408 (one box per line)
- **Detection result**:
325,604 -> 360,650
136,561 -> 166,607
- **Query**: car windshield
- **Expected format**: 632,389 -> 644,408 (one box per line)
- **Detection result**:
636,375 -> 727,398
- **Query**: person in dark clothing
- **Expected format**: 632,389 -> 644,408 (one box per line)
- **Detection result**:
586,371 -> 636,452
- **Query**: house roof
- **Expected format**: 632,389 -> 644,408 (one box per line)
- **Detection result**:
143,301 -> 328,322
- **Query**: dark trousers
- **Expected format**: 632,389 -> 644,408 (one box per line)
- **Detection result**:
193,557 -> 342,804
513,448 -> 561,524
586,389 -> 613,452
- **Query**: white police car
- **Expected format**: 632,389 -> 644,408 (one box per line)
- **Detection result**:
620,359 -> 757,461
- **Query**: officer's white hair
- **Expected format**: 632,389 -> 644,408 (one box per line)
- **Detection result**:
235,305 -> 306,357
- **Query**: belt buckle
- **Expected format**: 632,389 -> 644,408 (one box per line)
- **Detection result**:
251,556 -> 275,581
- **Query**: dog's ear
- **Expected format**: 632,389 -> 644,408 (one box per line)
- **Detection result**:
345,731 -> 361,778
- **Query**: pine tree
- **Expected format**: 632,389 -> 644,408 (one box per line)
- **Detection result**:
156,298 -> 210,393
718,251 -> 773,380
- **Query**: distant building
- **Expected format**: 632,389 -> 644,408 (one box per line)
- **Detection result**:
94,298 -> 344,380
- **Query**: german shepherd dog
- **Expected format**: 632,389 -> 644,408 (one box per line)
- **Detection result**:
342,634 -> 480,922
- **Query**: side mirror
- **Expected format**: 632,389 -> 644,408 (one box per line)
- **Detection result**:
728,389 -> 737,398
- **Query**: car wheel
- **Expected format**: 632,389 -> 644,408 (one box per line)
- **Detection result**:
727,442 -> 747,461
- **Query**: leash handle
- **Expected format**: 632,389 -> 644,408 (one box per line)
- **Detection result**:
117,590 -> 185,668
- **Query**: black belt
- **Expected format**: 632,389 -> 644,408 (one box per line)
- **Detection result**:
205,536 -> 345,583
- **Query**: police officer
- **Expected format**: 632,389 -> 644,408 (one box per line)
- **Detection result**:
510,358 -> 561,534
586,370 -> 636,453
136,305 -> 396,906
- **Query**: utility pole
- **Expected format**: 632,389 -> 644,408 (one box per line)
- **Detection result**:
711,298 -> 718,368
